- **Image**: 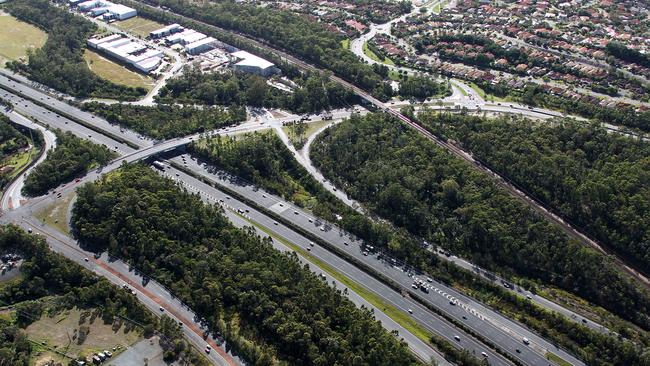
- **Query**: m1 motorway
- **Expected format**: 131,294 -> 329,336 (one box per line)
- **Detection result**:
191,0 -> 650,289
0,78 -> 453,364
0,62 -> 590,364
157,160 -> 513,366
165,154 -> 584,366
0,122 -> 454,366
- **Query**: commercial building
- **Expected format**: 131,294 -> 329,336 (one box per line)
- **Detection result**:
149,24 -> 182,39
165,29 -> 207,46
185,37 -> 217,55
75,0 -> 137,21
231,50 -> 278,77
87,34 -> 163,73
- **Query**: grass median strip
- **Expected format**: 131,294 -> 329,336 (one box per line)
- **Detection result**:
233,210 -> 435,345
546,352 -> 572,366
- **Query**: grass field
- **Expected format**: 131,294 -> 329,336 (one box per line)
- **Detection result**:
546,352 -> 572,366
34,192 -> 76,234
468,81 -> 510,102
282,120 -> 331,148
363,41 -> 395,66
341,39 -> 350,50
112,16 -> 165,38
83,49 -> 154,90
26,307 -> 142,361
0,13 -> 48,66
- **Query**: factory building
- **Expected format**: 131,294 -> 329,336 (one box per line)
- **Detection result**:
165,29 -> 207,46
185,37 -> 217,55
231,51 -> 278,77
149,24 -> 182,39
75,0 -> 136,21
87,34 -> 163,73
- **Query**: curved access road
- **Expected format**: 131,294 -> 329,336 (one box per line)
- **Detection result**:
0,110 -> 57,210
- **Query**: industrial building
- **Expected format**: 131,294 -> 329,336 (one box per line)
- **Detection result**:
74,0 -> 137,21
165,29 -> 207,46
149,24 -> 182,39
87,34 -> 163,73
231,51 -> 278,77
185,37 -> 217,55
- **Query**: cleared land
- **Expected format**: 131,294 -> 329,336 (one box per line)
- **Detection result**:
0,13 -> 48,66
363,41 -> 395,66
26,307 -> 142,362
83,49 -> 155,90
34,192 -> 76,234
112,16 -> 165,38
282,120 -> 332,148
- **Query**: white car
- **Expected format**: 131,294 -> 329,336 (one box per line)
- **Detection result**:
407,309 -> 413,314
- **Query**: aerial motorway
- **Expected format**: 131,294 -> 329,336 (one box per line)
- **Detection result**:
0,5 -> 642,364
129,1 -> 650,290
0,65 -> 590,366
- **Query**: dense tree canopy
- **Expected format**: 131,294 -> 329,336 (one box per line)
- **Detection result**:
398,76 -> 451,100
191,128 -> 650,365
22,130 -> 117,196
71,164 -> 418,366
0,225 -> 208,365
158,67 -> 358,114
310,113 -> 650,331
82,103 -> 245,140
606,42 -> 650,68
422,113 -> 650,274
4,0 -> 145,100
0,116 -> 31,190
520,84 -> 650,132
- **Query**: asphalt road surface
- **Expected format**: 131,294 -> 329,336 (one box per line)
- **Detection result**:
165,155 -> 584,366
0,71 -> 150,149
159,161 -> 513,366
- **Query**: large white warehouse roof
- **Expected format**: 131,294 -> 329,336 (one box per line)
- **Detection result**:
231,50 -> 275,69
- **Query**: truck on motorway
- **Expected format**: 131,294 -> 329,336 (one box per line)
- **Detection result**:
152,161 -> 166,170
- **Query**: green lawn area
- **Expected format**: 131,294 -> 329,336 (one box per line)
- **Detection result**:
34,192 -> 76,234
237,212 -> 436,345
341,39 -> 350,50
111,16 -> 165,38
0,13 -> 48,66
83,49 -> 154,90
26,307 -> 142,362
468,81 -> 510,102
388,70 -> 402,81
546,352 -> 572,366
363,41 -> 395,66
450,82 -> 468,96
282,120 -> 332,149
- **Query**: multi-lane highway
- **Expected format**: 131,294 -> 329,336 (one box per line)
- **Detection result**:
0,6 -> 630,363
157,160 -> 511,366
166,154 -> 584,366
0,71 -> 150,149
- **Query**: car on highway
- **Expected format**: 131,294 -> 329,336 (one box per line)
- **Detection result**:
523,337 -> 530,345
159,307 -> 164,312
454,335 -> 461,341
407,309 -> 413,314
481,352 -> 488,358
